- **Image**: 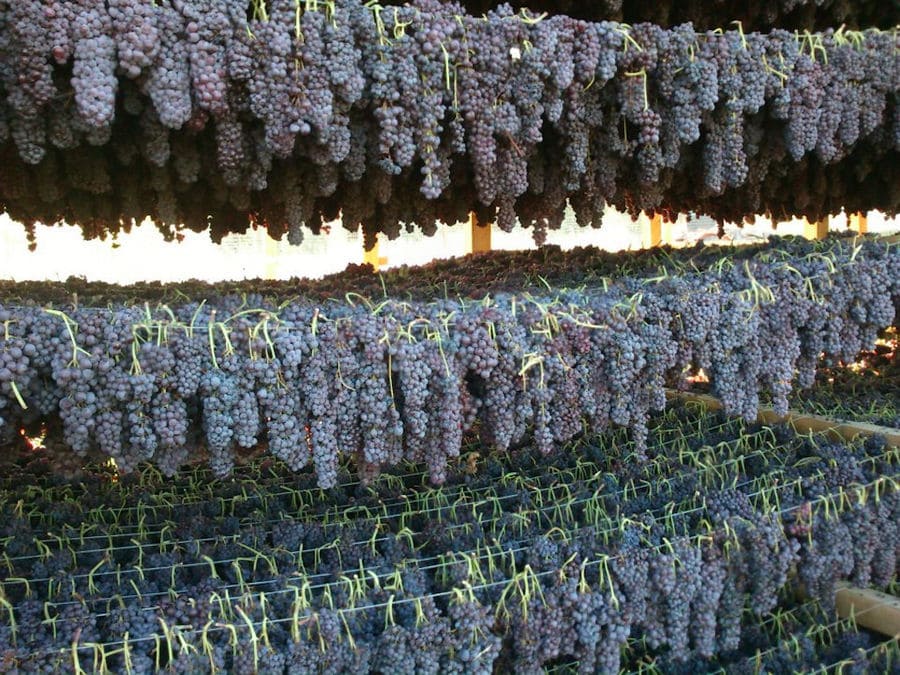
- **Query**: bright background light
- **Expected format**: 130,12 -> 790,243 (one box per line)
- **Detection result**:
1,209 -> 896,284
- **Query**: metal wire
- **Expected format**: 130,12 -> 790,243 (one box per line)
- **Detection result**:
4,407 -> 674,515
16,432 -> 896,582
1,444 -> 808,606
10,460 -> 896,638
4,415 -> 749,556
3,426 -> 785,585
14,477 -> 898,665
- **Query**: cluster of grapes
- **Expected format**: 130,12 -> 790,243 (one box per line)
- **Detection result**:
0,236 -> 897,486
0,1 -> 897,247
0,401 -> 895,673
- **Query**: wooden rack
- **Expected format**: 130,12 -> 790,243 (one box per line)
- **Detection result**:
669,391 -> 899,448
672,390 -> 900,638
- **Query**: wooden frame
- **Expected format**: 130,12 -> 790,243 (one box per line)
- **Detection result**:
835,583 -> 900,638
668,391 -> 899,448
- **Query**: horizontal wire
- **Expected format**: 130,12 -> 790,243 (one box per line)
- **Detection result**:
5,428 -> 787,587
3,414 -> 737,545
14,440 -> 892,604
4,414 -> 891,646
13,429 -> 892,592
1,451 -> 467,511
7,399 -> 711,513
13,463 -> 896,638
9,454 -> 755,593
14,478 -> 897,664
4,444 -> 819,614
12,418 -> 748,557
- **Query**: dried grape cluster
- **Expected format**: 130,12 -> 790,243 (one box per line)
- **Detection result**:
0,1 -> 898,246
0,236 -> 897,486
0,403 -> 896,673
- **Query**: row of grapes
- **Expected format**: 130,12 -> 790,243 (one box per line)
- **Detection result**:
0,403 -> 896,672
758,332 -> 899,428
0,236 -> 897,486
0,0 -> 898,246
1,0 -> 897,672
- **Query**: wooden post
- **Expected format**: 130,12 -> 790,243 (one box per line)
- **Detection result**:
469,212 -> 492,253
796,582 -> 900,638
661,217 -> 675,246
849,212 -> 868,234
643,213 -> 662,248
363,235 -> 387,270
264,232 -> 279,280
835,583 -> 900,638
803,216 -> 829,240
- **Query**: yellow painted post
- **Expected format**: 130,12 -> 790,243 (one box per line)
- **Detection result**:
661,217 -> 675,246
469,212 -> 492,253
803,216 -> 829,240
849,212 -> 868,234
642,213 -> 662,248
363,234 -> 387,270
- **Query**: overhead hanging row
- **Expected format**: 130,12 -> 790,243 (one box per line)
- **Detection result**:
0,0 -> 898,245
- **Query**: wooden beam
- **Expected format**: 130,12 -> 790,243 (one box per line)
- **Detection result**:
835,583 -> 900,638
849,212 -> 868,234
643,213 -> 662,248
796,582 -> 900,638
469,212 -> 492,253
803,216 -> 829,240
667,391 -> 899,448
